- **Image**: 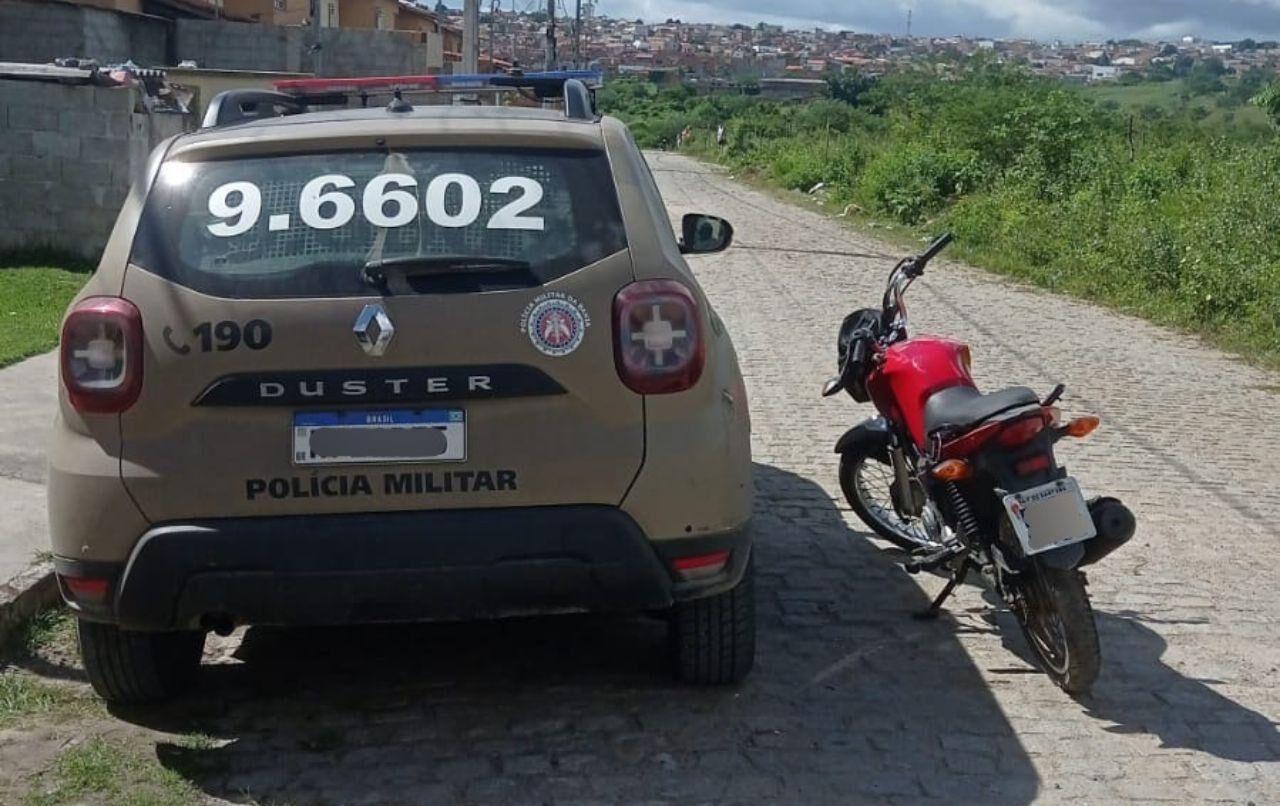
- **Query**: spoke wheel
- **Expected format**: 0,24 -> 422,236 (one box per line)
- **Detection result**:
1014,564 -> 1101,695
839,450 -> 940,552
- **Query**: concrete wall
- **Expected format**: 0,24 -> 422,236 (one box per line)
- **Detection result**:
172,18 -> 301,73
0,81 -> 190,259
173,20 -> 429,76
0,0 -> 169,66
1,0 -> 432,76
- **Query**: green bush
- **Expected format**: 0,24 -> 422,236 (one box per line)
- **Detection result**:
597,69 -> 1280,365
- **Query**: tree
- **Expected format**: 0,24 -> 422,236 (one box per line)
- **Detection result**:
1252,80 -> 1280,126
825,68 -> 874,107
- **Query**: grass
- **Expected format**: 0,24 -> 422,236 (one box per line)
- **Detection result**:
12,607 -> 76,658
1081,78 -> 1272,130
0,671 -> 88,730
25,737 -> 205,806
0,267 -> 89,369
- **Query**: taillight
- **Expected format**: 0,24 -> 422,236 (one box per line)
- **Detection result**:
613,280 -> 704,394
939,421 -> 1002,459
672,550 -> 730,581
997,414 -> 1046,448
1016,454 -> 1053,476
60,297 -> 144,413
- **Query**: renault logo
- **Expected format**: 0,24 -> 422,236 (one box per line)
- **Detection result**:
353,304 -> 395,356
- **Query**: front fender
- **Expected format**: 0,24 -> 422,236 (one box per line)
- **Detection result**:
834,416 -> 893,463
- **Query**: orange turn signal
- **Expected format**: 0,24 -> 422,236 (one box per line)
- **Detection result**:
1063,415 -> 1101,439
932,459 -> 973,481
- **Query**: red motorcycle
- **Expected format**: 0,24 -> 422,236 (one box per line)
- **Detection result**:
824,233 -> 1135,694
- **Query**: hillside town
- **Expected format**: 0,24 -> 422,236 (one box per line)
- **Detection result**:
458,4 -> 1280,83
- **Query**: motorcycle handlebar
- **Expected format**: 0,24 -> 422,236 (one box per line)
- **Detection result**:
918,232 -> 954,267
880,233 -> 954,338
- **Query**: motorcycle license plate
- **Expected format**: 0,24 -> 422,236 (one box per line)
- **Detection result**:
1002,478 -> 1096,556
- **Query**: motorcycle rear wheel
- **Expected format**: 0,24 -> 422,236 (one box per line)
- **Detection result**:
1015,564 -> 1100,695
839,450 -> 939,552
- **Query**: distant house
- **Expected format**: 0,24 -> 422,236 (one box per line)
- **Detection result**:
758,77 -> 825,100
1089,65 -> 1120,82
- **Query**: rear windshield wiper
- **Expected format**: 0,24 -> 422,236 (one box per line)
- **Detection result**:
361,255 -> 534,288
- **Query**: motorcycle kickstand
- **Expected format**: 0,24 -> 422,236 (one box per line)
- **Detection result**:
913,558 -> 971,621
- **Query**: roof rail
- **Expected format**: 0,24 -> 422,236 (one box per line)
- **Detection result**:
201,90 -> 306,129
200,71 -> 604,129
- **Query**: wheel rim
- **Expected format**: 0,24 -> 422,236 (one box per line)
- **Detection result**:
1021,574 -> 1071,675
851,455 -> 939,550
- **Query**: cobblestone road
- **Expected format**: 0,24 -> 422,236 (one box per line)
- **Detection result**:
4,152 -> 1279,804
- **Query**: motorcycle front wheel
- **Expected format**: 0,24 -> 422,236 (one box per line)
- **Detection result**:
838,449 -> 939,552
1014,564 -> 1101,695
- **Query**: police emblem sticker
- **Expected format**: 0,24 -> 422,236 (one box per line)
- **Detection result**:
520,293 -> 591,357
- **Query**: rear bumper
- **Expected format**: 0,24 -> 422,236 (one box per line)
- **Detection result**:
54,506 -> 751,631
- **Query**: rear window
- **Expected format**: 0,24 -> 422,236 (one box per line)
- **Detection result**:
131,148 -> 627,297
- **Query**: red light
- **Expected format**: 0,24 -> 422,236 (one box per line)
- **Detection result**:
673,551 -> 730,571
940,421 -> 1003,459
62,575 -> 110,603
997,415 -> 1046,448
613,280 -> 704,394
1016,454 -> 1053,475
61,297 -> 144,414
672,550 -> 730,580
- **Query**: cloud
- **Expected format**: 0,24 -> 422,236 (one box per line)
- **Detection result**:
597,0 -> 1280,41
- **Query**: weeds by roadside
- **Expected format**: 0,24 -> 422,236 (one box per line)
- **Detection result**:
24,737 -> 205,806
600,67 -> 1280,368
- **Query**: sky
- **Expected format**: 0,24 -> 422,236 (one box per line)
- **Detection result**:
585,1 -> 1280,42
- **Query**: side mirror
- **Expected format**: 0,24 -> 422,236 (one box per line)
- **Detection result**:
679,213 -> 734,254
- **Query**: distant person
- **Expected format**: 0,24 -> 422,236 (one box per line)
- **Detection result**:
716,123 -> 727,146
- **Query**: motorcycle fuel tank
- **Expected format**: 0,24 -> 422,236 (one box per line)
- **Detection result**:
868,337 -> 976,448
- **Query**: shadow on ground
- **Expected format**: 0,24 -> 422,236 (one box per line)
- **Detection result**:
994,608 -> 1280,763
91,463 -> 1040,803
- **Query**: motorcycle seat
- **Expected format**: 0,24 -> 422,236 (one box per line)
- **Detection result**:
925,385 -> 1040,435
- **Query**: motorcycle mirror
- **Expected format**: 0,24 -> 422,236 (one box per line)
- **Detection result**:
822,377 -> 845,397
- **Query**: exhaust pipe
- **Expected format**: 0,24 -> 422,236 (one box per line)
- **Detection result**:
1079,497 -> 1136,567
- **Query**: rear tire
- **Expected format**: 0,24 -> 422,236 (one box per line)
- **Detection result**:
669,555 -> 756,685
77,619 -> 204,705
1015,566 -> 1100,695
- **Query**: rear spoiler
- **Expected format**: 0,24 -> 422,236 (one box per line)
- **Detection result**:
200,69 -> 604,129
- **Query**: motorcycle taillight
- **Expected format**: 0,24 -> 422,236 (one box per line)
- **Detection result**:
60,297 -> 144,414
997,414 -> 1047,448
613,280 -> 704,394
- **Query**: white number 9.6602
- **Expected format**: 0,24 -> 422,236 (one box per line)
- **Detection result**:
205,172 -> 545,237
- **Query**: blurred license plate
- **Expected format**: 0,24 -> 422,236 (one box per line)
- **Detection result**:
1002,478 -> 1096,555
293,409 -> 465,465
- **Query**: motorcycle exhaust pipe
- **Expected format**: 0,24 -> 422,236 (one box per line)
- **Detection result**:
1079,497 -> 1136,567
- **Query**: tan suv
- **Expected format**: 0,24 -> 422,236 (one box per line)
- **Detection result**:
49,79 -> 754,704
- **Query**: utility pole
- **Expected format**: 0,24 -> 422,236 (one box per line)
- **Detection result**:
488,0 -> 496,67
573,0 -> 582,67
545,0 -> 556,70
463,0 -> 479,74
907,9 -> 912,39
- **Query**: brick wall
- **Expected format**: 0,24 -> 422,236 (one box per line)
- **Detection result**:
0,81 -> 190,259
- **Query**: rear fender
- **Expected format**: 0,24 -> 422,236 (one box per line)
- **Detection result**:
1037,542 -> 1086,570
834,417 -> 893,463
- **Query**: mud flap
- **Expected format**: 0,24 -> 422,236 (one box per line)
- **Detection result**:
834,417 -> 893,463
1038,541 -> 1086,570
